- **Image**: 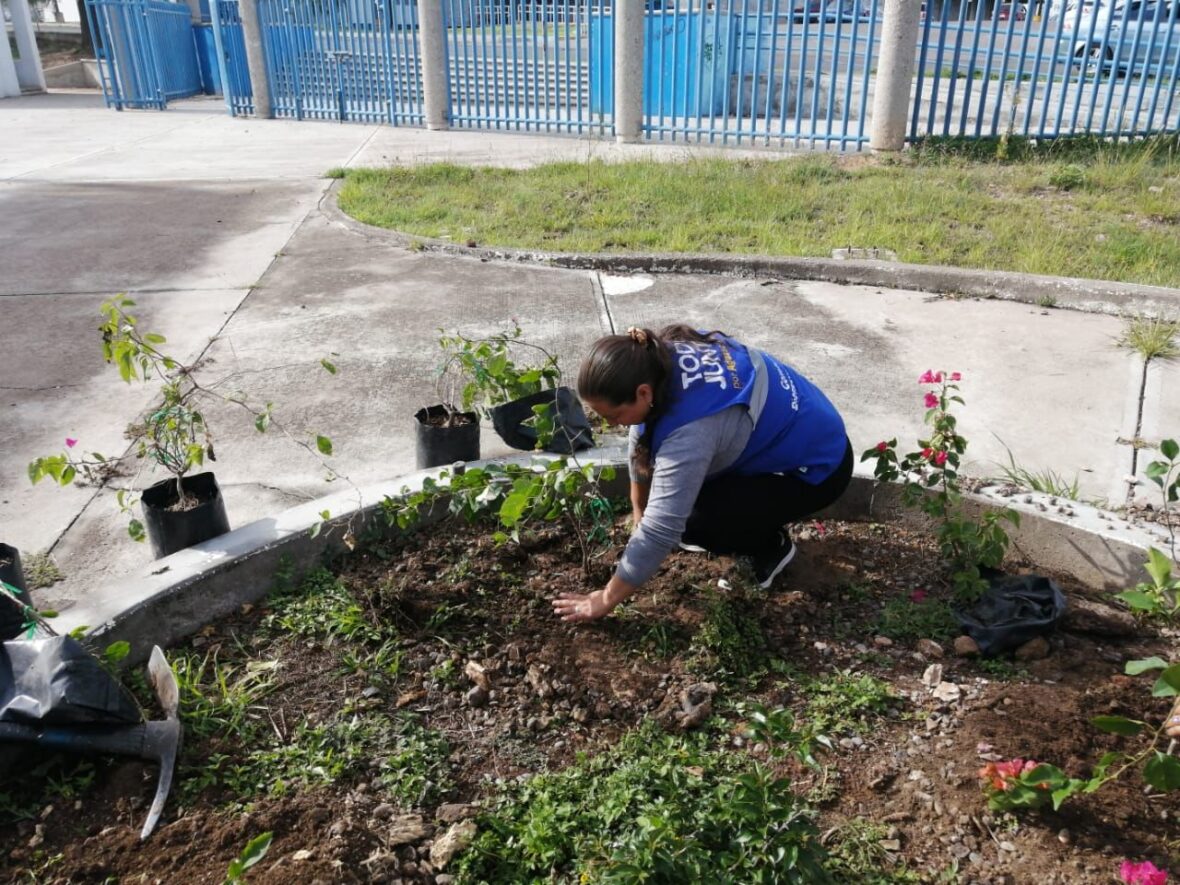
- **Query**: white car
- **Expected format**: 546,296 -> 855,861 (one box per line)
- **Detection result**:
1070,0 -> 1180,74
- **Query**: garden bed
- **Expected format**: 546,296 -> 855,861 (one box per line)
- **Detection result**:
2,514 -> 1177,884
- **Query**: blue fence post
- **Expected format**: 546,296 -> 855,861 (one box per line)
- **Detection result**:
207,0 -> 234,112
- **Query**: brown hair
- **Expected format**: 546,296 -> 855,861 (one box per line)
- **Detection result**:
578,324 -> 726,478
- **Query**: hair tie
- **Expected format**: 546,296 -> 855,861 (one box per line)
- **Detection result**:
627,327 -> 649,347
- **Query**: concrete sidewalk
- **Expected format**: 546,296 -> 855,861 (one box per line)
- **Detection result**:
1,91 -> 1177,620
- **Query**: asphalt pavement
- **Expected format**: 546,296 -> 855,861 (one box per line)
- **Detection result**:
1,89 -> 1178,620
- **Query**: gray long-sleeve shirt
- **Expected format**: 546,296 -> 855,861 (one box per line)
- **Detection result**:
615,404 -> 753,587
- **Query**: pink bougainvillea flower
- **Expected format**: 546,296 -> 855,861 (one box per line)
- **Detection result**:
979,758 -> 1043,793
950,371 -> 962,381
924,392 -> 939,408
814,520 -> 827,536
876,440 -> 889,452
918,370 -> 938,384
1120,860 -> 1169,885
65,438 -> 77,448
934,451 -> 948,467
909,589 -> 928,603
921,447 -> 934,460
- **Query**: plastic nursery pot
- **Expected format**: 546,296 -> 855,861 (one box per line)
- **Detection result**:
139,472 -> 231,559
415,405 -> 480,470
0,543 -> 32,640
489,387 -> 595,454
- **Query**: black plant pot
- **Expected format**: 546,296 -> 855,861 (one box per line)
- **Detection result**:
415,405 -> 480,469
490,387 -> 594,454
0,543 -> 32,641
140,472 -> 231,559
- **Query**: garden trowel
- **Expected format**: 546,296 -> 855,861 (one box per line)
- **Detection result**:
0,645 -> 181,839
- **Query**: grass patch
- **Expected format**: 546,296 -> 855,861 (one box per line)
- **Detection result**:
802,671 -> 896,736
21,551 -> 63,589
339,136 -> 1180,286
876,595 -> 961,643
687,589 -> 768,683
1117,314 -> 1180,362
992,438 -> 1081,500
455,722 -> 828,883
825,818 -> 923,884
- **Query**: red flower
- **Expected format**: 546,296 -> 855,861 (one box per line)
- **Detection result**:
65,438 -> 77,448
921,447 -> 934,460
919,370 -> 936,384
910,589 -> 928,603
924,392 -> 939,408
934,451 -> 948,466
950,371 -> 962,381
1119,860 -> 1168,885
876,440 -> 888,452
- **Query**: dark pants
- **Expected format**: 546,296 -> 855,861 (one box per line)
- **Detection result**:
682,438 -> 854,556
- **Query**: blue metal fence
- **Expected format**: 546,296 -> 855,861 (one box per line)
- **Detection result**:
443,0 -> 610,133
86,0 -> 203,109
910,0 -> 1180,141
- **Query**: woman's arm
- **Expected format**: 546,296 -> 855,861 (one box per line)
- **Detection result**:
630,480 -> 649,528
552,572 -> 638,622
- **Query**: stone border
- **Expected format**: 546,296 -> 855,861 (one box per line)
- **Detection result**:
61,448 -> 1173,667
323,181 -> 1180,319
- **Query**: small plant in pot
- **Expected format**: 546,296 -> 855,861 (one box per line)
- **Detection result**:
436,324 -> 594,458
29,296 -> 340,559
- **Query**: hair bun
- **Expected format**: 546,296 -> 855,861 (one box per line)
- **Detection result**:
626,327 -> 649,347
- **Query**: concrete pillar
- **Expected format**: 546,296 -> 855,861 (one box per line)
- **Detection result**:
870,0 -> 922,152
8,0 -> 47,92
417,0 -> 449,129
613,0 -> 644,143
239,0 -> 273,118
0,20 -> 21,97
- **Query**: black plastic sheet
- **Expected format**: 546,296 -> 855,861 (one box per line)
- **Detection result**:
490,387 -> 594,454
0,637 -> 141,726
954,574 -> 1068,656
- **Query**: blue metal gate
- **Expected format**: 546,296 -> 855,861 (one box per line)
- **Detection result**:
86,0 -> 204,109
910,0 -> 1180,141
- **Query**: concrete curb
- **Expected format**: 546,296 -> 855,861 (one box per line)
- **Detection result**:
323,181 -> 1180,319
60,448 -> 1174,667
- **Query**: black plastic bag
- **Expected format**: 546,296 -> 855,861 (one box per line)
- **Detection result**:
490,387 -> 594,454
0,636 -> 141,726
953,574 -> 1067,656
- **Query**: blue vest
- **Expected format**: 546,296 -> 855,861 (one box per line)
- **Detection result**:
643,336 -> 847,484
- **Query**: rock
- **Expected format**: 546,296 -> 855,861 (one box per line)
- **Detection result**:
571,706 -> 591,724
387,815 -> 429,846
874,636 -> 894,647
917,639 -> 945,658
430,820 -> 478,869
1014,637 -> 1051,661
1057,828 -> 1072,844
657,682 -> 718,730
880,839 -> 902,852
1063,598 -> 1138,637
526,665 -> 553,699
999,840 -> 1017,852
464,661 -> 490,691
373,803 -> 397,820
952,636 -> 980,657
933,682 -> 961,703
436,877 -> 455,885
465,686 -> 489,708
292,849 -> 314,861
437,804 -> 473,824
922,664 -> 944,688
593,700 -> 613,720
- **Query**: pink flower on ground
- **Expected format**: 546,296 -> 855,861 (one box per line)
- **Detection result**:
1120,860 -> 1169,885
910,589 -> 928,603
924,392 -> 939,408
814,520 -> 827,536
934,451 -> 948,467
979,758 -> 1043,792
65,438 -> 77,448
950,371 -> 962,381
876,440 -> 889,452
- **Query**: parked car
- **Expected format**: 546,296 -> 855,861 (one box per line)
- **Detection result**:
792,0 -> 825,21
997,3 -> 1028,20
1071,0 -> 1180,74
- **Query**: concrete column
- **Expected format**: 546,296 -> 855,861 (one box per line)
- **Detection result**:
8,0 -> 47,92
417,0 -> 449,129
0,20 -> 21,97
239,0 -> 273,118
870,0 -> 922,152
613,0 -> 644,143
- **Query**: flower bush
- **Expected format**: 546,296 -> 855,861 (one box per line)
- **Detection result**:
1121,860 -> 1169,885
862,370 -> 1019,603
978,758 -> 1057,812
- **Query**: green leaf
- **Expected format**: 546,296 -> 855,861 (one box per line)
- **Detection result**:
225,831 -> 273,882
499,490 -> 531,527
128,519 -> 146,542
1152,664 -> 1180,697
1144,547 -> 1175,588
103,641 -> 131,664
1143,752 -> 1180,791
316,435 -> 333,456
1090,715 -> 1144,736
320,358 -> 338,375
143,333 -> 167,344
1118,589 -> 1158,612
255,412 -> 271,433
1161,438 -> 1179,460
1126,656 -> 1169,675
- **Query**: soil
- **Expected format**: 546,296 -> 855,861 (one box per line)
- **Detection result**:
419,408 -> 478,429
34,34 -> 90,70
2,516 -> 1178,884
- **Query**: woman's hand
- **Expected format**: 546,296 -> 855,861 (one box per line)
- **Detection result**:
552,589 -> 614,623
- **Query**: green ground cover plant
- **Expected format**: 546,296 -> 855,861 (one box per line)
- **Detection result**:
337,135 -> 1180,286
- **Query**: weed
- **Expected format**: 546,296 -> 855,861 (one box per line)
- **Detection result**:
324,167 -> 348,179
1036,294 -> 1058,308
454,722 -> 828,883
0,758 -> 96,824
264,568 -> 387,646
825,818 -> 923,884
1117,314 -> 1180,362
803,671 -> 895,736
976,657 -> 1029,681
1117,547 -> 1180,621
1048,163 -> 1086,190
225,831 -> 272,883
21,551 -> 63,589
876,595 -> 960,643
171,651 -> 278,742
991,437 -> 1080,500
687,590 -> 767,683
